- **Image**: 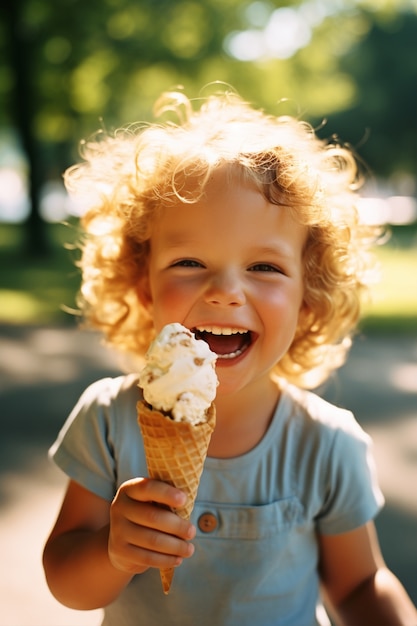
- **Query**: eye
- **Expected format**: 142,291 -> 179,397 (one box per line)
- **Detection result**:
248,263 -> 282,273
171,259 -> 204,268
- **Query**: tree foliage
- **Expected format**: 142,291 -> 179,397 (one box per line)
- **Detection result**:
313,9 -> 417,178
2,0 -> 415,170
0,0 -> 415,251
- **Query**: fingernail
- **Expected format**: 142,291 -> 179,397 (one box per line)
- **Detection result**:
175,492 -> 187,505
187,524 -> 196,540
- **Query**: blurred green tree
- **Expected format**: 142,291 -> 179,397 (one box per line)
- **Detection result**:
0,0 -> 415,255
310,8 -> 417,179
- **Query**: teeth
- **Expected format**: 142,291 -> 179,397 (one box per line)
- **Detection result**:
195,326 -> 247,336
217,349 -> 244,360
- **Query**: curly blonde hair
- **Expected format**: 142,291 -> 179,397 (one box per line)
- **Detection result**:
65,89 -> 380,388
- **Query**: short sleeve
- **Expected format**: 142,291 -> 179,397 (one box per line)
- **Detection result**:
49,377 -> 123,501
315,419 -> 385,535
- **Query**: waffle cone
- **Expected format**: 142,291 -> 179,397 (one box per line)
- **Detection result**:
137,400 -> 216,594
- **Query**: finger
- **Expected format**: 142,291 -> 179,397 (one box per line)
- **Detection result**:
123,477 -> 188,510
109,528 -> 187,574
109,516 -> 195,574
120,500 -> 196,541
124,522 -> 195,560
121,543 -> 186,571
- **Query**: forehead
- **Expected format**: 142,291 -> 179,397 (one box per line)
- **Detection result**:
151,165 -> 308,254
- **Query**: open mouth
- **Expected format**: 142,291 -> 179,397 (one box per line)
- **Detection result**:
193,326 -> 253,360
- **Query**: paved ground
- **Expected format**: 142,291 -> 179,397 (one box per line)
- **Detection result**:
0,324 -> 416,626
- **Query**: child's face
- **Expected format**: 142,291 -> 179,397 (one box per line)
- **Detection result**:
144,165 -> 307,395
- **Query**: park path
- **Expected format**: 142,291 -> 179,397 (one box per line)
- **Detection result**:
0,324 -> 416,625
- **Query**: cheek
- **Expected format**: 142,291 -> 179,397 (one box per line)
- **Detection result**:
259,286 -> 293,311
154,280 -> 185,305
151,279 -> 194,322
260,285 -> 304,328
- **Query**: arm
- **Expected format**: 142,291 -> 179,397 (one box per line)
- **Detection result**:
43,478 -> 195,610
319,521 -> 417,626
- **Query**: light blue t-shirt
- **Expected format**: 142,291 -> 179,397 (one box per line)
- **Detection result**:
50,374 -> 384,626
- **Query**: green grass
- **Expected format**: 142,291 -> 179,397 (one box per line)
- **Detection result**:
0,221 -> 416,332
360,244 -> 417,334
0,221 -> 82,325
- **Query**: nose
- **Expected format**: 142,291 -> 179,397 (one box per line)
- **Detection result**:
204,269 -> 246,307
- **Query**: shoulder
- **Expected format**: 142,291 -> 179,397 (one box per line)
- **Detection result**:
281,381 -> 366,441
50,374 -> 145,500
278,384 -> 384,531
278,381 -> 376,486
76,373 -> 142,409
52,373 -> 143,455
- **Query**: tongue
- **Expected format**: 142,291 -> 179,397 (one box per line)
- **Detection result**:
201,332 -> 246,356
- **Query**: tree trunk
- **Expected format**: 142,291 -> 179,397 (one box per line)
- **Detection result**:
5,0 -> 49,256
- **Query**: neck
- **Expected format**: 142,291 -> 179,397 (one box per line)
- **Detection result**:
208,377 -> 280,459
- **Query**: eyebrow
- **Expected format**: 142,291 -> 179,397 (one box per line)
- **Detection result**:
150,236 -> 197,259
157,237 -> 302,260
250,244 -> 300,261
158,232 -> 199,249
155,230 -> 305,263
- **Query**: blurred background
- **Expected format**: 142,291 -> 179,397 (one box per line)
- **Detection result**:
0,0 -> 416,624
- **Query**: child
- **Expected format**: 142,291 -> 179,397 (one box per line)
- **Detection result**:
43,88 -> 417,625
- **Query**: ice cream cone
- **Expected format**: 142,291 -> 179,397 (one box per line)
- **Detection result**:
137,400 -> 216,594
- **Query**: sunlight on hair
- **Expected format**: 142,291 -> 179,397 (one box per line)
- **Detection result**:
64,88 -> 382,388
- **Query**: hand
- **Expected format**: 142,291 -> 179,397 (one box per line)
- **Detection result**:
108,477 -> 196,575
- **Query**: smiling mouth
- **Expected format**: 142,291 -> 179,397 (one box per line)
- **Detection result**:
193,326 -> 253,360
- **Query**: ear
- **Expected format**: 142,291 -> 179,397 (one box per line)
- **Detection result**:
297,299 -> 313,331
136,272 -> 153,312
299,299 -> 311,315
